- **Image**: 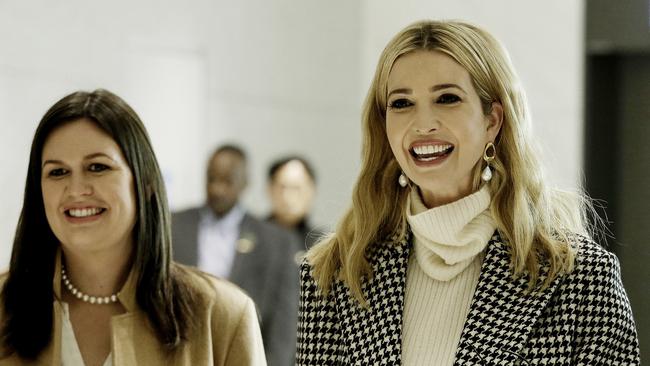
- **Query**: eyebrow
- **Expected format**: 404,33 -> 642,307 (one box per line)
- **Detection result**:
387,83 -> 466,98
42,152 -> 116,167
431,83 -> 466,93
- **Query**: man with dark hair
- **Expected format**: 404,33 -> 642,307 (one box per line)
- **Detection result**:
267,156 -> 323,256
172,144 -> 299,366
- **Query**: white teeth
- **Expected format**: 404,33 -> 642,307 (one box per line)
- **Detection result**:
68,208 -> 102,218
413,144 -> 452,155
419,156 -> 439,162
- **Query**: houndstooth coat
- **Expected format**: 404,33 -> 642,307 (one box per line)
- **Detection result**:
296,232 -> 640,365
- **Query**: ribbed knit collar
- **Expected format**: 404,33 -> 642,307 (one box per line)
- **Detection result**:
406,185 -> 496,281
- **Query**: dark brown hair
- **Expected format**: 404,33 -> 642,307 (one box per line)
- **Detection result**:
1,89 -> 198,359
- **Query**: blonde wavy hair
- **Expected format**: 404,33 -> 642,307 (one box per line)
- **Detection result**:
308,20 -> 596,305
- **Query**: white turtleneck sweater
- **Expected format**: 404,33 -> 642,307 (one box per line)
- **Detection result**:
402,186 -> 496,366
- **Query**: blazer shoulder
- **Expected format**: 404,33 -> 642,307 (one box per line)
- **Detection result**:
571,234 -> 619,270
243,214 -> 290,237
173,265 -> 266,365
299,251 -> 345,301
556,236 -> 641,363
172,207 -> 202,221
242,213 -> 300,250
299,256 -> 329,299
299,259 -> 317,286
177,264 -> 254,310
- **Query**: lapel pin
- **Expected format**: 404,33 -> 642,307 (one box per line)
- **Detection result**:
237,237 -> 255,254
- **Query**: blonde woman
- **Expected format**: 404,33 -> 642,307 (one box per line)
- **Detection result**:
297,21 -> 640,365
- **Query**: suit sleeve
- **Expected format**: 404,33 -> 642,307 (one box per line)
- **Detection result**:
295,262 -> 342,365
573,251 -> 640,365
170,209 -> 199,266
261,232 -> 300,366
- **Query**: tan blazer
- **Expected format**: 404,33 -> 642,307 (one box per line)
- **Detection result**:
0,253 -> 267,366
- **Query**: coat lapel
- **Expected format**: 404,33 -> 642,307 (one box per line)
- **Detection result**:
109,266 -> 171,365
228,214 -> 258,285
329,231 -> 562,365
187,209 -> 201,265
110,312 -> 170,365
454,234 -> 563,365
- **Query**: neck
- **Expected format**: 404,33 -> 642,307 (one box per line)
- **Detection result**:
272,214 -> 304,228
418,184 -> 473,208
406,185 -> 495,281
211,204 -> 237,219
61,245 -> 132,298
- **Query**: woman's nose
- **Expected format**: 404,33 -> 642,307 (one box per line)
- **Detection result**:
412,106 -> 440,134
67,174 -> 93,196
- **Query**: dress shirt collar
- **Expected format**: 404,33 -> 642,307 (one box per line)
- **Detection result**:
200,204 -> 246,229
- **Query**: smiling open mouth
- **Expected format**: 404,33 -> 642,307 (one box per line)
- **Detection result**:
410,144 -> 454,162
65,208 -> 106,218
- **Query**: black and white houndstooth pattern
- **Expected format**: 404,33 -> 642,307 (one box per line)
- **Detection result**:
296,232 -> 640,365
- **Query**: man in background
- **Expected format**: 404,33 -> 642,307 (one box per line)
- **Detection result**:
172,144 -> 299,366
267,156 -> 324,262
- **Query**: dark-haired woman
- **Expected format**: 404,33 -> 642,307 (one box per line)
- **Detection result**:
0,89 -> 265,365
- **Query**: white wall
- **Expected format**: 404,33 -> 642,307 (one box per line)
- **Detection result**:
0,0 -> 584,269
199,0 -> 362,229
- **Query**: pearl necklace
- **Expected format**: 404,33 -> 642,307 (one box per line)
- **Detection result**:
61,265 -> 119,305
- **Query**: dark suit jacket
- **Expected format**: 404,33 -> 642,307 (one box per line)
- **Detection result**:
297,231 -> 640,365
172,207 -> 300,366
266,216 -> 327,265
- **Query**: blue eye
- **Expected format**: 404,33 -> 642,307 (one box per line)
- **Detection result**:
89,163 -> 109,172
388,99 -> 414,110
437,93 -> 461,104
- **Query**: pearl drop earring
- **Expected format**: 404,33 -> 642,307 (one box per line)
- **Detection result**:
481,142 -> 496,182
398,172 -> 408,187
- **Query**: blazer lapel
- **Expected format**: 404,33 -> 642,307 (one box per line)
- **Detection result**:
111,313 -> 170,365
454,234 -> 563,365
228,214 -> 258,285
187,209 -> 201,265
335,235 -> 411,365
